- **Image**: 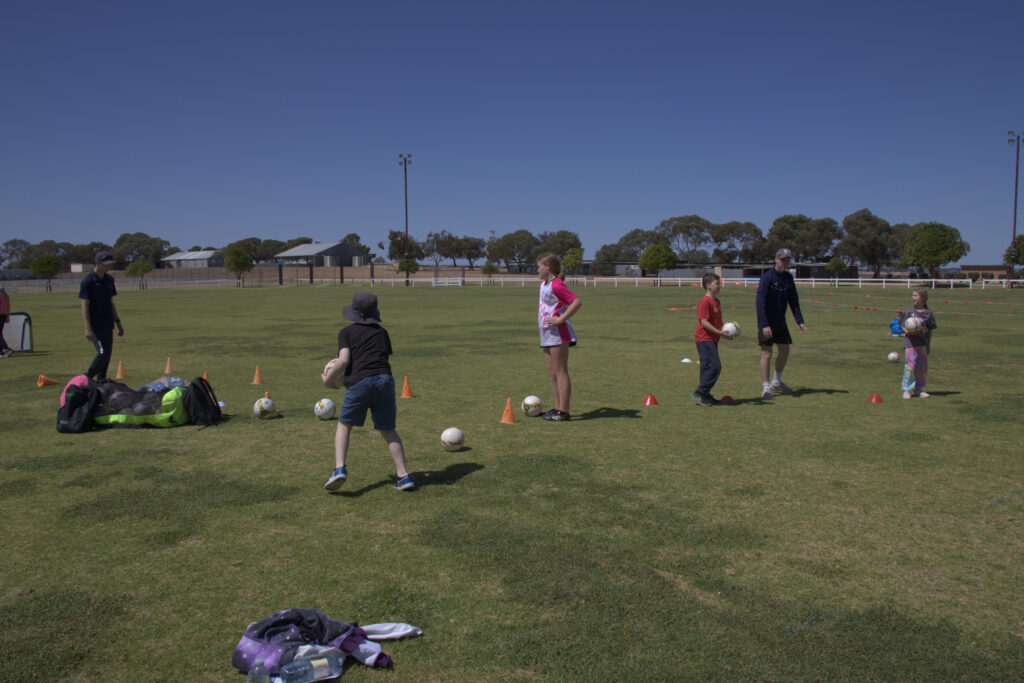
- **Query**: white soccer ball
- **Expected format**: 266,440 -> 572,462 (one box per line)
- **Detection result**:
722,321 -> 741,338
314,398 -> 336,420
253,397 -> 277,419
888,351 -> 899,362
521,395 -> 543,417
441,427 -> 465,452
323,359 -> 341,388
903,316 -> 923,334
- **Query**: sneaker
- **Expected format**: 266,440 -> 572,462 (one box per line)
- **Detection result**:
903,391 -> 912,400
324,467 -> 347,491
691,391 -> 705,405
761,391 -> 774,401
705,394 -> 721,405
547,410 -> 571,421
770,382 -> 794,395
695,396 -> 713,407
394,474 -> 416,491
914,391 -> 930,398
540,409 -> 558,419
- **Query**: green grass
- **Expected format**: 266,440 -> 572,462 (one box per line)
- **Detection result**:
1,283 -> 1022,681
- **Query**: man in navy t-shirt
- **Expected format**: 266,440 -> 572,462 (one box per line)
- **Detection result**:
755,248 -> 806,400
79,250 -> 124,380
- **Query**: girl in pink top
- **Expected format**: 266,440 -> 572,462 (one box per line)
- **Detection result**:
536,253 -> 582,421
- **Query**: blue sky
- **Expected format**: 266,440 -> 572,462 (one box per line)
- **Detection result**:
1,0 -> 1022,265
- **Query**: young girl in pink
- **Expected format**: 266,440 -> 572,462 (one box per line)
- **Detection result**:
536,253 -> 582,421
900,288 -> 937,399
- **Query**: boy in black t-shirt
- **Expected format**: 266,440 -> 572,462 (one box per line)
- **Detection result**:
322,292 -> 415,492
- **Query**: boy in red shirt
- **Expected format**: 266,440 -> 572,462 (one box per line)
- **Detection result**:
692,273 -> 733,407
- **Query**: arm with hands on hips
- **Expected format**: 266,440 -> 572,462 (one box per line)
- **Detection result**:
543,298 -> 581,329
322,347 -> 350,389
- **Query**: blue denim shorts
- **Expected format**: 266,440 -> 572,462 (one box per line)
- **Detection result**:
339,374 -> 397,430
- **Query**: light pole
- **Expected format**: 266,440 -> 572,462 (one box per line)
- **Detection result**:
399,153 -> 412,286
1010,132 -> 1021,279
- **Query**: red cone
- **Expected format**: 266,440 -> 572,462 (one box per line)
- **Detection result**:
868,392 -> 884,403
642,394 -> 659,406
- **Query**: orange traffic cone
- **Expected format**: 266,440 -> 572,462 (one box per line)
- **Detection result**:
37,374 -> 60,388
500,397 -> 516,423
642,394 -> 659,406
164,357 -> 174,374
202,370 -> 209,381
401,376 -> 414,398
867,392 -> 884,403
252,365 -> 263,384
115,361 -> 127,379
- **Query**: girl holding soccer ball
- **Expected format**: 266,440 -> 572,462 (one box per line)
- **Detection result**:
536,253 -> 582,421
900,288 -> 937,399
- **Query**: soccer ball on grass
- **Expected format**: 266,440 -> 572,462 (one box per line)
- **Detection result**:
441,427 -> 465,452
253,397 -> 277,419
887,351 -> 899,362
521,395 -> 543,417
314,398 -> 336,420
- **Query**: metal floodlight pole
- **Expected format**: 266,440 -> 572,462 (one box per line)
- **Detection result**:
1010,132 -> 1020,280
399,154 -> 412,286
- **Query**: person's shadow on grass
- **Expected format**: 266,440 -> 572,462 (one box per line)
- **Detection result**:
573,407 -> 642,420
789,388 -> 850,398
331,462 -> 484,497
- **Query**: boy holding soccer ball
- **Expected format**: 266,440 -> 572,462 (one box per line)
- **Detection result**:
692,273 -> 733,407
321,291 -> 415,492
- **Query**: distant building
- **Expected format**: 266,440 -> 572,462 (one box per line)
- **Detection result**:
274,241 -> 372,267
161,250 -> 223,268
959,264 -> 1013,279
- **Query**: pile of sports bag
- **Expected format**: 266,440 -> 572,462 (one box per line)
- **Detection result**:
56,375 -> 222,433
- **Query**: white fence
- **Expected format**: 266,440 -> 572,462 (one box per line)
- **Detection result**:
4,276 -> 1023,293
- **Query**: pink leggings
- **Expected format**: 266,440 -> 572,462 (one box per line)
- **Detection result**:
901,347 -> 927,392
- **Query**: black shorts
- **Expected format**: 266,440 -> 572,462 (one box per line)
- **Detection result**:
758,324 -> 793,346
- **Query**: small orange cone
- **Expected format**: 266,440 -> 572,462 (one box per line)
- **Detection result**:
37,374 -> 60,388
401,376 -> 414,398
115,361 -> 127,379
868,392 -> 884,403
252,365 -> 263,384
202,370 -> 209,381
164,357 -> 174,374
264,391 -> 270,398
500,397 -> 516,423
642,394 -> 659,406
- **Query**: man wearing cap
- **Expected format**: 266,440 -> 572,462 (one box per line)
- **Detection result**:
755,248 -> 806,400
79,250 -> 124,380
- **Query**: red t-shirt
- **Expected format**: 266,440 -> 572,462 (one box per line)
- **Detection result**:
695,294 -> 722,343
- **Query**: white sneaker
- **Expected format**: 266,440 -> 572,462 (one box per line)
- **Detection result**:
903,391 -> 912,400
769,382 -> 793,395
914,391 -> 930,398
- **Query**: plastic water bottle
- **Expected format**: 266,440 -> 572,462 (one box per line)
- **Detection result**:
279,653 -> 344,682
247,658 -> 270,683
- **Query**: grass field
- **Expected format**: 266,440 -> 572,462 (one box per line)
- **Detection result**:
1,282 -> 1022,681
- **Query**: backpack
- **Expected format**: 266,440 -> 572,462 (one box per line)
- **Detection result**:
183,376 -> 222,426
57,383 -> 100,433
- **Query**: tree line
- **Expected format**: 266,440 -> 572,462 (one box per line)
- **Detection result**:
2,209 -> 990,281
